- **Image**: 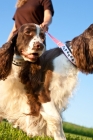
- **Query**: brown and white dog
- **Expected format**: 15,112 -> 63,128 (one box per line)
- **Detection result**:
0,23 -> 93,140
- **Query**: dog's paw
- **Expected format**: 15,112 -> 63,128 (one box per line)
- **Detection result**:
13,124 -> 19,129
54,133 -> 66,140
54,137 -> 66,140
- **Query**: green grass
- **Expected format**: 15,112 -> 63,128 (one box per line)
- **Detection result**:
66,133 -> 93,140
0,121 -> 93,140
0,121 -> 53,140
63,122 -> 93,138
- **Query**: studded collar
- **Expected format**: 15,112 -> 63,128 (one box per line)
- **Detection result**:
61,44 -> 76,66
12,54 -> 24,66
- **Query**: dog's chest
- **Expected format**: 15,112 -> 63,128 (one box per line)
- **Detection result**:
0,64 -> 31,115
11,64 -> 22,77
0,65 -> 25,95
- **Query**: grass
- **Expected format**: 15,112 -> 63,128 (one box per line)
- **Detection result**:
0,121 -> 53,140
63,122 -> 93,138
0,121 -> 93,140
66,133 -> 93,140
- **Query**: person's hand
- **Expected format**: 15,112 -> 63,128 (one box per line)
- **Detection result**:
40,22 -> 49,32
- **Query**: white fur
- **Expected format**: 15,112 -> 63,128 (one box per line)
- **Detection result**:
39,54 -> 78,140
22,36 -> 45,61
21,24 -> 45,61
0,53 -> 78,140
0,64 -> 46,136
35,24 -> 40,37
28,36 -> 45,55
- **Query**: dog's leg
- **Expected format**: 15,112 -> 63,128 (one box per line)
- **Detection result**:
26,115 -> 32,136
40,101 -> 66,140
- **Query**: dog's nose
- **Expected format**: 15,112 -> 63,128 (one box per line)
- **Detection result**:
35,42 -> 40,48
33,42 -> 44,50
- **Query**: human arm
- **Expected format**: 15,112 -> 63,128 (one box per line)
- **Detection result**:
40,0 -> 54,32
40,9 -> 52,32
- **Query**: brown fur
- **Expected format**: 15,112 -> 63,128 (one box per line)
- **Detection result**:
0,34 -> 17,80
0,23 -> 93,140
38,70 -> 53,103
20,23 -> 93,116
0,23 -> 93,118
0,23 -> 46,116
19,60 -> 43,116
72,24 -> 93,73
19,59 -> 53,116
21,48 -> 63,116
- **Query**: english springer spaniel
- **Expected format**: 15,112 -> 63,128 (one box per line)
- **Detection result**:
0,23 -> 93,140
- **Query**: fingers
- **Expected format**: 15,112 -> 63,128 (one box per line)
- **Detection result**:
40,23 -> 49,32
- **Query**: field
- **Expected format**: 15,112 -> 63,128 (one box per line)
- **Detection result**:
63,122 -> 93,138
0,121 -> 93,140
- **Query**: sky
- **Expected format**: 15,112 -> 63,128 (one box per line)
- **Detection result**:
0,0 -> 93,128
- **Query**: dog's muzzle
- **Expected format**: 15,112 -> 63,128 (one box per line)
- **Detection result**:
33,41 -> 44,51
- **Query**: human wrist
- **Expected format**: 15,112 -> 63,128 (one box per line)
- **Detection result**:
43,18 -> 52,25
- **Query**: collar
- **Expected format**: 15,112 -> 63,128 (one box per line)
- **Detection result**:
12,54 -> 24,66
61,44 -> 76,66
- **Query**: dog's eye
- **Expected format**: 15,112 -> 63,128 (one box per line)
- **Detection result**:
40,33 -> 45,40
24,27 -> 36,36
24,31 -> 36,38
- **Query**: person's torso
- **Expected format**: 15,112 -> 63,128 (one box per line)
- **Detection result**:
14,0 -> 44,30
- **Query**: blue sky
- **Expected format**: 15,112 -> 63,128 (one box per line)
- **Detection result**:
0,0 -> 93,128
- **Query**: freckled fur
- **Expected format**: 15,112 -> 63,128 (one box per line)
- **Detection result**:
0,24 -> 93,140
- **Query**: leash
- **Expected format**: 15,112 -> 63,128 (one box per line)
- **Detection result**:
46,32 -> 65,47
46,32 -> 76,66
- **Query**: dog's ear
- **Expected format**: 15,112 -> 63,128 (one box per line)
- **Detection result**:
72,35 -> 93,74
82,24 -> 93,39
0,33 -> 18,80
71,24 -> 93,74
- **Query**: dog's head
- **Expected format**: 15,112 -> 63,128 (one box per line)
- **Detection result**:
15,23 -> 45,62
0,23 -> 45,80
71,24 -> 93,74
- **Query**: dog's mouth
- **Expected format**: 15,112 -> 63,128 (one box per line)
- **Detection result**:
21,51 -> 39,61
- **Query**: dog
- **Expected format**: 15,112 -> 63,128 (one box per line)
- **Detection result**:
0,23 -> 46,136
0,23 -> 93,140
